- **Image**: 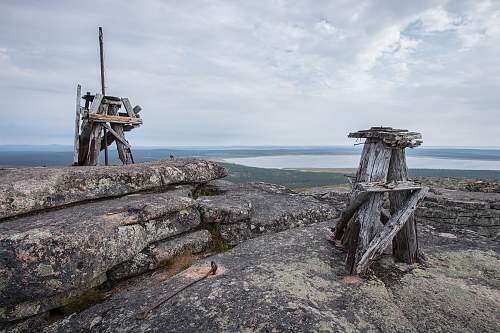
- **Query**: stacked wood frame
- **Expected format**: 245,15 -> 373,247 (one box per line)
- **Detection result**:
332,127 -> 428,274
73,85 -> 143,166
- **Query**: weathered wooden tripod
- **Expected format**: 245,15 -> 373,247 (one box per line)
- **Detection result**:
72,27 -> 143,166
332,127 -> 428,275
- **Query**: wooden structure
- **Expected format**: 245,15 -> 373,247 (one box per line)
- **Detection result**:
73,90 -> 142,166
72,27 -> 142,166
331,127 -> 428,275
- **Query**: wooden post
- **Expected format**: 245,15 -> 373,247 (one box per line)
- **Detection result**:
388,149 -> 420,263
99,27 -> 109,166
332,127 -> 426,274
343,139 -> 392,273
73,84 -> 81,165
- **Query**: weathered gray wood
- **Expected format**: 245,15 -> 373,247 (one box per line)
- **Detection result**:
354,181 -> 422,193
102,123 -> 131,148
354,140 -> 393,270
333,191 -> 369,239
121,98 -> 135,117
388,149 -> 420,263
355,187 -> 428,274
73,84 -> 81,165
78,94 -> 103,165
344,139 -> 393,273
88,94 -> 103,114
85,101 -> 107,166
107,104 -> 130,164
88,113 -> 142,125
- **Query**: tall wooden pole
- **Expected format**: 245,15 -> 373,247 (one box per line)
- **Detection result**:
73,84 -> 81,165
99,27 -> 109,166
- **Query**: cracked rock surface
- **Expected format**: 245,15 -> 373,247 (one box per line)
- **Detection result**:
41,220 -> 500,333
0,158 -> 227,220
0,187 -> 200,321
196,180 -> 340,245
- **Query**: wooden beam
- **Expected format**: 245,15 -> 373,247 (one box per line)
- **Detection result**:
89,94 -> 103,113
102,123 -> 131,148
121,98 -> 135,117
73,84 -> 81,165
333,191 -> 369,239
88,113 -> 143,125
355,187 -> 429,274
354,181 -> 422,193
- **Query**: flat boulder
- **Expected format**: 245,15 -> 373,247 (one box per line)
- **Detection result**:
41,220 -> 500,333
0,159 -> 227,220
416,187 -> 500,239
0,187 -> 201,322
196,181 -> 339,245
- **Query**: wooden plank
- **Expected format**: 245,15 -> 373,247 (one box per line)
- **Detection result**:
121,98 -> 135,117
355,187 -> 429,274
89,94 -> 103,114
73,84 -> 81,165
388,149 -> 420,263
103,123 -> 130,148
333,191 -> 369,240
354,181 -> 422,193
353,140 -> 393,270
88,113 -> 143,125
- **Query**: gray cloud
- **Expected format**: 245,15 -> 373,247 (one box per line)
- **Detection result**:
0,0 -> 499,146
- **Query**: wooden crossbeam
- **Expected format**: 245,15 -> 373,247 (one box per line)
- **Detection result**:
355,187 -> 429,274
332,191 -> 369,240
102,123 -> 131,148
354,181 -> 422,193
121,98 -> 135,117
88,113 -> 143,125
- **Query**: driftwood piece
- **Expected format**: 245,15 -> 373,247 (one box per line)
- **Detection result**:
355,187 -> 428,274
73,84 -> 81,165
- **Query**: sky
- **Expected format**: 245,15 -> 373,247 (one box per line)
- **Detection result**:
0,0 -> 499,147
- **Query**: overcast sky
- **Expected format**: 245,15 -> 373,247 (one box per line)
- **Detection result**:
0,0 -> 499,146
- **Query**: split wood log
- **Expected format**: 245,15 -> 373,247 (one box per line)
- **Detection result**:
355,187 -> 428,274
388,149 -> 420,263
73,84 -> 81,165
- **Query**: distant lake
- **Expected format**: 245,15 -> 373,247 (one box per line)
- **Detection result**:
223,154 -> 500,170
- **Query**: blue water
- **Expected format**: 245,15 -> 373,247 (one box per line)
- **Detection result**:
223,154 -> 500,170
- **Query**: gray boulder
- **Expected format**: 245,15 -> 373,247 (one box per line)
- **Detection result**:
0,159 -> 227,220
41,220 -> 500,333
196,181 -> 340,245
107,230 -> 212,280
0,187 -> 200,322
416,188 -> 500,239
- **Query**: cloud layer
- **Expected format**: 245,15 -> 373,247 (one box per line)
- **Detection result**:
1,0 -> 499,146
